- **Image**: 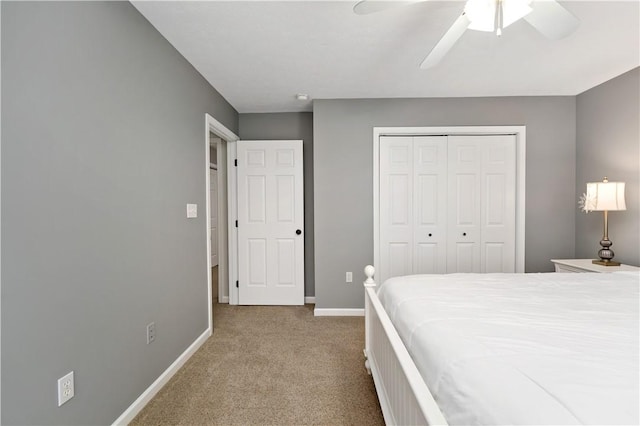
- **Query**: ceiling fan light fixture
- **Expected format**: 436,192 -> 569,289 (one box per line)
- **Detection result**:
465,0 -> 532,33
465,0 -> 497,32
502,0 -> 533,27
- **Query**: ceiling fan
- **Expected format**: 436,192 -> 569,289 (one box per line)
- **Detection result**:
353,0 -> 579,69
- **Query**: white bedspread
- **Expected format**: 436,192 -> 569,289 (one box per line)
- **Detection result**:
377,272 -> 640,425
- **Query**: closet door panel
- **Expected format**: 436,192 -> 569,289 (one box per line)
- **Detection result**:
454,174 -> 477,225
484,242 -> 506,272
380,136 -> 413,283
481,136 -> 516,272
415,243 -> 440,274
390,175 -> 410,225
388,242 -> 412,278
416,175 -> 438,224
447,138 -> 481,273
453,242 -> 477,272
414,136 -> 447,274
485,174 -> 506,225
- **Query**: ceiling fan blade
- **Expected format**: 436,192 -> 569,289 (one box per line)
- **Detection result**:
524,0 -> 579,39
353,0 -> 423,15
420,13 -> 470,69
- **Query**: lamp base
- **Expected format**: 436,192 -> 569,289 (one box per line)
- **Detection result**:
592,259 -> 621,266
594,237 -> 620,266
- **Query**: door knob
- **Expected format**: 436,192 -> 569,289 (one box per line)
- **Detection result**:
296,229 -> 302,235
428,233 -> 432,237
463,232 -> 467,236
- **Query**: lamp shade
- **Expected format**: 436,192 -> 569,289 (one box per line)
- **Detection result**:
586,179 -> 626,211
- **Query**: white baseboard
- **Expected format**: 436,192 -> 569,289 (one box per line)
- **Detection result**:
218,296 -> 312,305
314,308 -> 364,317
112,327 -> 211,425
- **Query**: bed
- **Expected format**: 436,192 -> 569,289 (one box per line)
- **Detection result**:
362,265 -> 639,425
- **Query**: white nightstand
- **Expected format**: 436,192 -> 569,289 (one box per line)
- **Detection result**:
551,259 -> 640,273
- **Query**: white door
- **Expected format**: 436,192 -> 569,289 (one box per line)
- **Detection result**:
413,137 -> 448,275
479,135 -> 516,272
379,136 -> 447,284
237,140 -> 304,305
380,136 -> 413,283
447,137 -> 482,272
379,134 -> 516,280
210,168 -> 218,267
447,135 -> 516,273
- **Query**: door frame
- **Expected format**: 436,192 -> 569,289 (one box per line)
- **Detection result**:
372,126 -> 527,277
205,114 -> 239,332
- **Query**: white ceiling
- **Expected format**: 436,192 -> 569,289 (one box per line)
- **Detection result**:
131,1 -> 640,113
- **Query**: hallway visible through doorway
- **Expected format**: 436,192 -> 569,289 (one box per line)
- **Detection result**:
211,266 -> 218,304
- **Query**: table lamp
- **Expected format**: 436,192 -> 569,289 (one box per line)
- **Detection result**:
585,177 -> 626,266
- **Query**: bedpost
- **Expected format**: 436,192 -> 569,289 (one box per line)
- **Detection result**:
364,265 -> 376,374
364,265 -> 376,287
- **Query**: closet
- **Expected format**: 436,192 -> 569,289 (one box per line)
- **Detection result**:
379,134 -> 516,283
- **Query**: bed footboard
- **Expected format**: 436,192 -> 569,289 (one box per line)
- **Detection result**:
363,265 -> 448,426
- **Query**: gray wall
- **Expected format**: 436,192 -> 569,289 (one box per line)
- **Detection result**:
576,68 -> 639,266
1,2 -> 237,424
313,97 -> 576,309
239,112 -> 315,297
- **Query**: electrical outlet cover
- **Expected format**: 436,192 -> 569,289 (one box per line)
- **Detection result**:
147,322 -> 156,344
57,371 -> 74,406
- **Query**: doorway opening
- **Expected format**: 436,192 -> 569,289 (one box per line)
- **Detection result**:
209,136 -> 226,305
205,114 -> 239,331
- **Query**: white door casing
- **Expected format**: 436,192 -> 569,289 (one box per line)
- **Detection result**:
237,140 -> 304,305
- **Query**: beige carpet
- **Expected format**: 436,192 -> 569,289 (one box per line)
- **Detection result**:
131,299 -> 385,425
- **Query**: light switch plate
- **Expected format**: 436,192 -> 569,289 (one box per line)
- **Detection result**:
186,204 -> 198,218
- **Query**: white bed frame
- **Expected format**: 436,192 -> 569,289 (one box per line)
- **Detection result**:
363,265 -> 448,426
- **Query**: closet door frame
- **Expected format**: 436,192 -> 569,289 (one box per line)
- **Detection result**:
373,126 -> 526,279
